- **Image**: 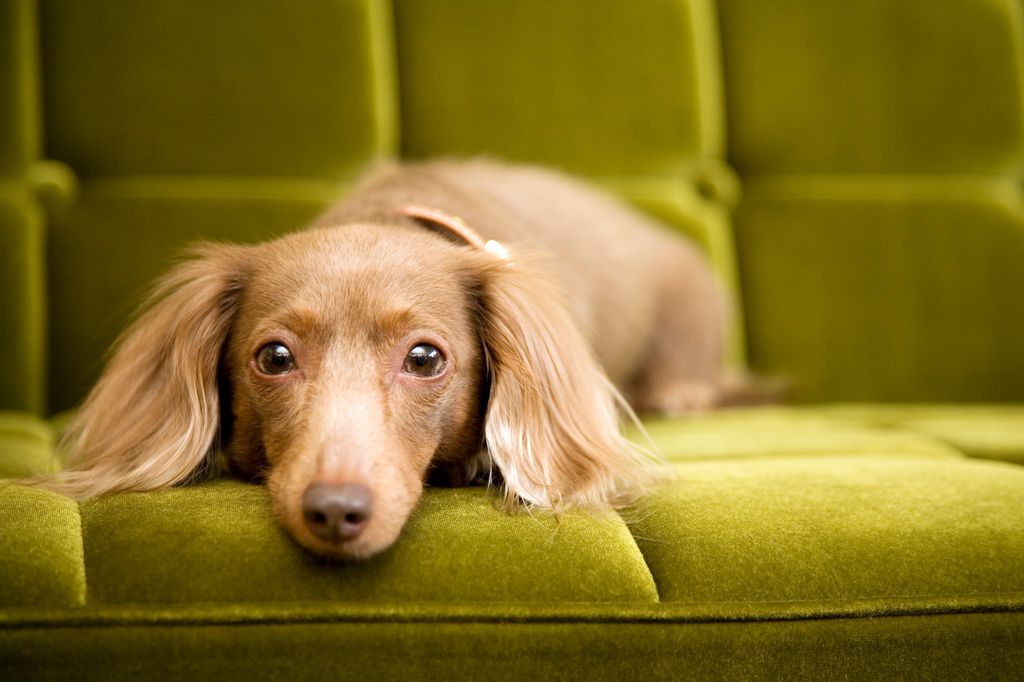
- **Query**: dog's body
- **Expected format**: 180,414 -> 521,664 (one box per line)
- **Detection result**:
44,160 -> 730,559
317,161 -> 728,408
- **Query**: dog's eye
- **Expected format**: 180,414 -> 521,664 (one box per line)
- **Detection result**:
403,344 -> 446,378
256,343 -> 295,375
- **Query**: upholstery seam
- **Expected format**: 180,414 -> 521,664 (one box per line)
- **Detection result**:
617,509 -> 663,603
4,603 -> 1024,630
74,499 -> 87,608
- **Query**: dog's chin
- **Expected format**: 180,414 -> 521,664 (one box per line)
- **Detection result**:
296,534 -> 390,562
278,510 -> 407,562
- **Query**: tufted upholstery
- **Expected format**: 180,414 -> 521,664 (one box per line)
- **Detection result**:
2,0 -> 1024,678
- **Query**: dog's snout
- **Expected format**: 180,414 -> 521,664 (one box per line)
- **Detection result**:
302,482 -> 373,542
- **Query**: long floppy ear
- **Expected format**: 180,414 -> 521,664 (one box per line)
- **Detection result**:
476,254 -> 660,512
41,243 -> 249,499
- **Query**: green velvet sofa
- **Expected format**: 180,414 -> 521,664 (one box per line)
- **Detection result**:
3,0 -> 1024,678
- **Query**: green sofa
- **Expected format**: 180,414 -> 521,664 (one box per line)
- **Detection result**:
3,0 -> 1024,678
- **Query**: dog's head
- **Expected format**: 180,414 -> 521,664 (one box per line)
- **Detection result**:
50,219 -> 652,559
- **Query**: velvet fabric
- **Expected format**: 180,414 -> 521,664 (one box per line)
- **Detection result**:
39,0 -> 396,178
45,181 -> 341,411
0,412 -> 55,478
718,0 -> 1024,400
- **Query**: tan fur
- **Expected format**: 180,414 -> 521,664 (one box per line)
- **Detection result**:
33,159 -> 732,559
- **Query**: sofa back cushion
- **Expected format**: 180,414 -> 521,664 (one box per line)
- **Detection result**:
720,0 -> 1024,400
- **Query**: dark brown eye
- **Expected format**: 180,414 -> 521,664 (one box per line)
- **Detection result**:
403,343 -> 446,378
256,343 -> 295,375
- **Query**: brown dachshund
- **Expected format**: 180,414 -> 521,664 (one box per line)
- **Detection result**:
42,160 -> 732,559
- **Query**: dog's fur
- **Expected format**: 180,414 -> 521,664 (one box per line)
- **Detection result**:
40,160 -> 731,559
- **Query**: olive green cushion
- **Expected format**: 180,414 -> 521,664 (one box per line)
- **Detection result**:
3,448 -> 1023,678
634,456 -> 1024,606
39,0 -> 395,178
395,0 -> 724,176
0,484 -> 83,608
0,187 -> 45,413
0,411 -> 55,478
720,0 -> 1024,403
634,407 -> 963,461
3,413 -> 1020,615
718,0 -> 1024,175
735,182 -> 1024,402
0,0 -> 37,175
818,404 -> 1024,465
3,614 -> 1023,681
4,407 -> 1024,677
79,482 -> 657,605
45,179 -> 342,411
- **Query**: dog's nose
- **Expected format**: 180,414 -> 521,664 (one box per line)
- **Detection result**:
302,482 -> 373,542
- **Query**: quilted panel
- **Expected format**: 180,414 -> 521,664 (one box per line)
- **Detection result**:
39,0 -> 396,177
632,408 -> 963,461
79,481 -> 658,605
632,457 -> 1024,605
735,183 -> 1024,401
0,187 -> 45,413
0,484 -> 84,608
817,404 -> 1024,465
0,412 -> 55,478
718,0 -> 1024,174
46,179 -> 341,412
395,0 -> 725,176
0,0 -> 39,174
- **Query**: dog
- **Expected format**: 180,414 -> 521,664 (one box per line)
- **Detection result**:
41,159 -> 734,559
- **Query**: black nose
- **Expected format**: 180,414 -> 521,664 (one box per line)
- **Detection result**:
302,483 -> 373,542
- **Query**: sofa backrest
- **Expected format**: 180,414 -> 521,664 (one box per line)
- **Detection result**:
719,0 -> 1024,401
2,0 -> 1022,414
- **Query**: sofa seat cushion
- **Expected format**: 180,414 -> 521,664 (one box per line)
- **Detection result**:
633,456 -> 1024,610
0,484 -> 84,608
816,403 -> 1024,464
4,457 -> 1023,614
76,482 -> 658,605
4,405 -> 1024,678
635,407 -> 963,461
0,411 -> 55,478
3,421 -> 1022,616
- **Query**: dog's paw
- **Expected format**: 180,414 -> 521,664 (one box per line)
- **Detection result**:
640,380 -> 718,417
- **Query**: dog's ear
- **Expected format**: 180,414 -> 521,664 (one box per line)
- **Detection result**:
475,254 -> 657,511
45,243 -> 249,498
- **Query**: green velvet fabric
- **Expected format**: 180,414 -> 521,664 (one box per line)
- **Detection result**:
79,482 -> 657,605
46,179 -> 342,412
0,187 -> 45,414
817,404 -> 1024,465
735,183 -> 1024,401
719,0 -> 1024,402
4,614 -> 1024,681
4,404 -> 1024,676
0,1 -> 45,414
0,484 -> 83,608
0,411 -> 55,478
393,0 -> 746,365
717,0 -> 1024,175
633,456 -> 1024,604
395,0 -> 725,176
39,0 -> 396,178
633,407 -> 963,461
0,0 -> 38,175
37,0 -> 399,411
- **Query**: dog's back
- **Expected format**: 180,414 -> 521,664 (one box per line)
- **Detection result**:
316,159 -> 727,409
